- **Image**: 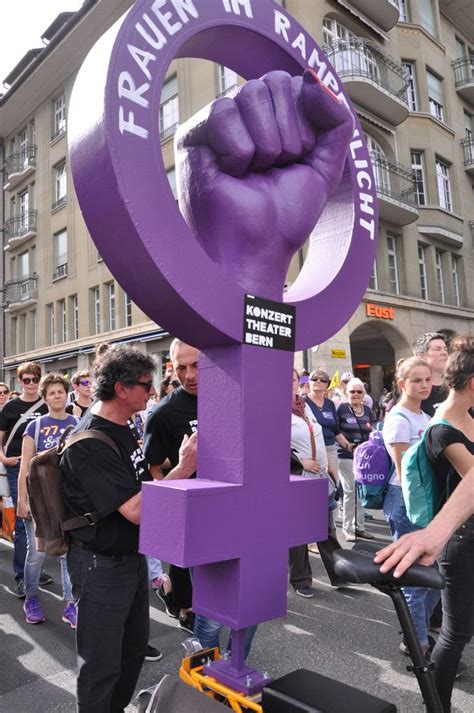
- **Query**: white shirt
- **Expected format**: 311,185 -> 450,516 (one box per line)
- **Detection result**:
383,405 -> 430,486
291,405 -> 330,492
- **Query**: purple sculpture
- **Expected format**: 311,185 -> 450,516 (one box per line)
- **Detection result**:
68,0 -> 377,694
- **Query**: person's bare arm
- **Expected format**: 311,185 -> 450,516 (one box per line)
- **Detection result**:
118,492 -> 141,524
17,435 -> 36,519
391,442 -> 409,480
150,432 -> 197,482
0,429 -> 21,467
374,468 -> 474,577
442,443 -> 473,478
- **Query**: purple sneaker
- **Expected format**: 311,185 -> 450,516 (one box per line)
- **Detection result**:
24,596 -> 46,625
62,601 -> 77,629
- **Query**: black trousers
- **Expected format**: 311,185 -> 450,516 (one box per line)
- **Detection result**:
169,564 -> 193,609
67,545 -> 149,713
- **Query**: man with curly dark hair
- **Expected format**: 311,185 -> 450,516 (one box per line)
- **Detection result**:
61,345 -> 159,713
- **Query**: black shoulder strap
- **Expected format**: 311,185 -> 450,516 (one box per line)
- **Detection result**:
59,428 -> 121,456
61,429 -> 121,532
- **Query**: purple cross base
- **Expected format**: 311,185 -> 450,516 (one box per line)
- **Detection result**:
140,347 -> 328,692
68,0 -> 377,694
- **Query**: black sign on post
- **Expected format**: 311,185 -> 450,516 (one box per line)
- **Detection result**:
243,295 -> 296,351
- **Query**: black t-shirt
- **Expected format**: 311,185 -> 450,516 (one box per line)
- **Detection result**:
144,387 -> 197,471
336,402 -> 372,460
0,397 -> 48,456
61,411 -> 151,555
425,424 -> 474,509
421,384 -> 447,418
66,402 -> 90,418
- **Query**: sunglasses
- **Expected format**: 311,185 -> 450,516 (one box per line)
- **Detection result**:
311,377 -> 329,383
349,390 -> 364,394
129,380 -> 154,393
22,377 -> 40,385
0,390 -> 9,395
79,380 -> 91,386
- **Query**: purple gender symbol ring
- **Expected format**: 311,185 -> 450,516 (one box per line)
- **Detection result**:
68,0 -> 377,350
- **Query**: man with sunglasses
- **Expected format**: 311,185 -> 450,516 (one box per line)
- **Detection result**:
67,370 -> 94,418
61,345 -> 164,713
0,362 -> 49,597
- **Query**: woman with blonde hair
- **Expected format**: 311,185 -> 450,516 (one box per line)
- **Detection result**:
383,356 -> 439,657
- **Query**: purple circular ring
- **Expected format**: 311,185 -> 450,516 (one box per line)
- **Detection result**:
68,0 -> 377,350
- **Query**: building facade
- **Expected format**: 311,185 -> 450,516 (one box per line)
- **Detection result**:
1,0 -> 473,397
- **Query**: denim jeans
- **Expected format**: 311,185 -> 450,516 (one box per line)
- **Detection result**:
193,614 -> 257,659
146,555 -> 163,581
23,517 -> 73,600
67,545 -> 149,713
383,484 -> 440,647
431,515 -> 474,712
6,463 -> 26,581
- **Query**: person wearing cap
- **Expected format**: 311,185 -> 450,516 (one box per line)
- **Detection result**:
298,373 -> 311,397
331,371 -> 353,408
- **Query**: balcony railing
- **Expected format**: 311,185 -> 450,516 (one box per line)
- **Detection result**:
452,56 -> 474,88
4,144 -> 37,179
2,274 -> 38,308
218,83 -> 238,98
52,263 -> 68,281
160,122 -> 179,142
324,37 -> 408,102
52,195 -> 67,211
369,152 -> 418,209
461,136 -> 474,173
5,210 -> 37,240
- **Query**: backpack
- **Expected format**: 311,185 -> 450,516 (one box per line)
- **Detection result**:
401,418 -> 452,528
353,429 -> 393,509
26,428 -> 120,556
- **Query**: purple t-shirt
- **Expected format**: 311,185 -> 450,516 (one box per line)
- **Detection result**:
24,414 -> 78,452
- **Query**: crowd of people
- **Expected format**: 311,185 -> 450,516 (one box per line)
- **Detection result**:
0,330 -> 472,713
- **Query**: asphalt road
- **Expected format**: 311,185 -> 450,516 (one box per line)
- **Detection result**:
0,511 -> 472,712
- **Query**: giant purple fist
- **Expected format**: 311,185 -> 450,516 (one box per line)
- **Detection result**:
176,69 -> 354,300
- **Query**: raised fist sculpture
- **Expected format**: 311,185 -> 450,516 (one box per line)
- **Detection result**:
176,69 -> 354,300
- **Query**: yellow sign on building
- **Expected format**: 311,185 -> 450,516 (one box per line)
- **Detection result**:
331,349 -> 347,359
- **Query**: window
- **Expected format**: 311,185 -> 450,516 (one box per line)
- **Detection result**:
366,135 -> 390,195
323,18 -> 378,81
419,0 -> 436,36
218,64 -> 238,95
398,0 -> 410,22
18,251 -> 30,278
92,287 -> 101,335
124,293 -> 132,327
53,162 -> 67,208
53,93 -> 66,138
53,229 -> 68,279
368,259 -> 378,290
402,62 -> 417,111
411,151 -> 426,206
435,158 -> 452,212
11,317 -> 19,355
31,310 -> 37,350
20,314 -> 27,354
167,167 -> 177,199
159,76 -> 179,140
427,71 -> 444,122
435,251 -> 445,303
387,234 -> 400,294
464,112 -> 473,138
323,17 -> 354,45
108,282 -> 116,331
19,128 -> 28,168
48,303 -> 56,346
70,295 -> 79,340
451,256 -> 460,306
59,300 -> 67,343
418,244 -> 428,300
19,189 -> 29,231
